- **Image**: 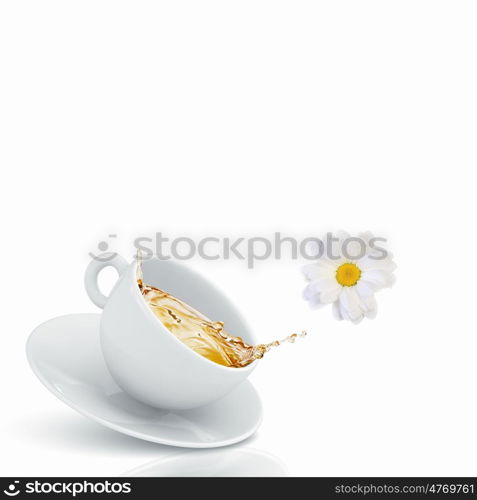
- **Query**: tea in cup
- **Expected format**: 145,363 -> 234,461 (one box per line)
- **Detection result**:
85,254 -> 259,410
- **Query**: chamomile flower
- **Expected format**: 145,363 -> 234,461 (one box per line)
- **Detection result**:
302,232 -> 396,324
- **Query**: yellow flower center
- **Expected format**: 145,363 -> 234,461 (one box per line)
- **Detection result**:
336,262 -> 361,287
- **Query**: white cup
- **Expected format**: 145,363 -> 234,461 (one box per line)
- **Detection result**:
84,253 -> 258,410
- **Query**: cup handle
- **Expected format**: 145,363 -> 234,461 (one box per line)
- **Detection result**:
84,253 -> 128,308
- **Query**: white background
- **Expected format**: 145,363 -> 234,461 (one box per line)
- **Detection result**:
1,0 -> 476,477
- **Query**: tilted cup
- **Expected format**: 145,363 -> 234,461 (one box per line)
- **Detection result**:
84,254 -> 258,410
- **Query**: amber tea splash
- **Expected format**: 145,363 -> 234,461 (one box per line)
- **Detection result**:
138,277 -> 306,368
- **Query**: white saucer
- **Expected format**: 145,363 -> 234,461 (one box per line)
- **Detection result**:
26,314 -> 263,448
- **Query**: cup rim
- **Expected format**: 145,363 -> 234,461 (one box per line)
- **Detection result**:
131,258 -> 258,373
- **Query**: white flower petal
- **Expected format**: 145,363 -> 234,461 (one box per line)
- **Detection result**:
339,300 -> 352,321
315,251 -> 346,267
343,239 -> 366,261
302,262 -> 335,281
314,275 -> 341,292
320,285 -> 342,304
332,300 -> 343,320
326,256 -> 347,267
356,280 -> 375,298
363,295 -> 378,319
302,283 -> 327,310
307,293 -> 324,309
358,255 -> 397,272
339,287 -> 364,322
303,282 -> 319,300
361,269 -> 396,290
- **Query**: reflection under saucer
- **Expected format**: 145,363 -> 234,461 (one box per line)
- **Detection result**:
123,448 -> 287,477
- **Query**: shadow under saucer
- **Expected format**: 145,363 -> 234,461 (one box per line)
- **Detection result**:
122,447 -> 287,477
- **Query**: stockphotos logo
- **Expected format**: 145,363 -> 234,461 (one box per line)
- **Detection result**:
2,480 -> 131,497
3,482 -> 20,497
